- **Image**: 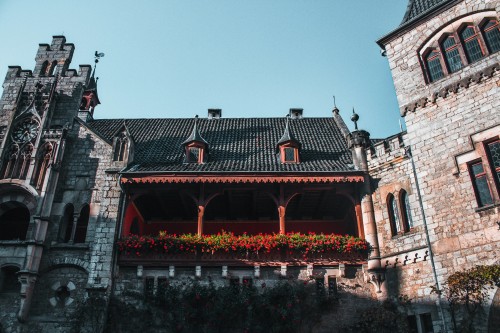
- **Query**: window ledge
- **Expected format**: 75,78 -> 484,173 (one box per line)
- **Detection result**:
391,228 -> 418,240
50,243 -> 90,250
475,202 -> 500,213
0,240 -> 27,246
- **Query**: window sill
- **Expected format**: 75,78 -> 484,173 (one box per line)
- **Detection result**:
391,228 -> 417,240
475,202 -> 500,213
50,243 -> 90,250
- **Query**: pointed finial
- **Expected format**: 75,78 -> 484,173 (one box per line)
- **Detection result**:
92,51 -> 105,78
351,108 -> 359,130
333,95 -> 337,108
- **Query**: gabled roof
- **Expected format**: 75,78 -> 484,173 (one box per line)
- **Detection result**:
85,117 -> 354,173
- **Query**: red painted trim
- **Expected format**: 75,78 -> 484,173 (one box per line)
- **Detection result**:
121,174 -> 365,184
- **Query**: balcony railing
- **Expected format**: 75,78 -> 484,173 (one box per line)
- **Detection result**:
117,232 -> 370,267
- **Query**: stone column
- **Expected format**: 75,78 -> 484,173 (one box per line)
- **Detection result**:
278,205 -> 286,234
197,205 -> 205,236
69,213 -> 79,243
347,128 -> 385,294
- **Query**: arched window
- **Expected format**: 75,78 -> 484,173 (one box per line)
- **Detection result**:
459,25 -> 485,63
441,35 -> 464,73
74,205 -> 89,243
482,19 -> 500,53
113,133 -> 128,162
399,190 -> 414,231
33,142 -> 54,190
0,266 -> 20,293
387,194 -> 400,236
59,204 -> 74,243
0,202 -> 30,241
425,49 -> 445,82
40,61 -> 49,76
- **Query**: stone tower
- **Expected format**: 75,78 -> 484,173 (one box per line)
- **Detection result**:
376,0 -> 500,331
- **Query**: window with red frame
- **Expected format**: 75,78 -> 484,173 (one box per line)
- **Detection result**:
185,146 -> 204,163
486,139 -> 500,189
425,50 -> 445,82
281,146 -> 299,163
460,25 -> 485,63
482,19 -> 500,53
441,35 -> 464,73
469,161 -> 494,207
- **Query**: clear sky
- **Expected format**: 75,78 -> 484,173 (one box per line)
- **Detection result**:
0,1 -> 408,138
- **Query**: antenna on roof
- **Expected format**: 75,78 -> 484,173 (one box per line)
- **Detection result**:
333,95 -> 337,108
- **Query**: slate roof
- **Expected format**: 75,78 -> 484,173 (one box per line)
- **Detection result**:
85,117 -> 354,173
400,0 -> 454,25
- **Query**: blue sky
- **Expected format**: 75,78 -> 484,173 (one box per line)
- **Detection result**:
0,1 -> 408,138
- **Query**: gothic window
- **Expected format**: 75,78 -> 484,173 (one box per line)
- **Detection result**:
425,49 -> 445,82
441,35 -> 464,73
469,160 -> 494,207
399,190 -> 413,231
33,142 -> 54,190
387,194 -> 401,236
1,144 -> 19,179
482,19 -> 500,53
113,133 -> 128,162
73,204 -> 89,243
459,25 -> 485,63
40,61 -> 49,76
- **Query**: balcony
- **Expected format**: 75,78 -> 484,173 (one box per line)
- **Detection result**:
117,232 -> 370,267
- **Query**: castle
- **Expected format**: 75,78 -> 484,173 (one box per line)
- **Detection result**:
0,0 -> 499,332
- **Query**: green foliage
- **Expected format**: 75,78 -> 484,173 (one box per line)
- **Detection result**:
342,299 -> 410,333
432,264 -> 500,333
105,279 -> 337,333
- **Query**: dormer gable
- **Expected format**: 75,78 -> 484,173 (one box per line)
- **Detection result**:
181,115 -> 208,164
276,116 -> 301,164
111,123 -> 134,166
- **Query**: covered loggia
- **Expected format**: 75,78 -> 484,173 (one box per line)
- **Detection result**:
0,201 -> 30,241
285,190 -> 359,236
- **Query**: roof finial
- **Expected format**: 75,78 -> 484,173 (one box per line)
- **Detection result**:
351,108 -> 359,130
333,95 -> 337,108
92,51 -> 105,79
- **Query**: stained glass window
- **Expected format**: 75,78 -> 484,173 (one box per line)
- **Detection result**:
470,161 -> 493,206
460,26 -> 484,63
482,20 -> 500,53
442,36 -> 463,73
426,50 -> 445,82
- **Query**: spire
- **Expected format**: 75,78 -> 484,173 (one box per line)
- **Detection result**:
182,115 -> 209,148
276,115 -> 301,151
351,108 -> 359,130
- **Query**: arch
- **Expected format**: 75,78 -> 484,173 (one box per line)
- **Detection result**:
73,204 -> 89,243
0,201 -> 30,240
32,142 -> 54,190
58,203 -> 74,243
399,190 -> 413,232
0,188 -> 37,215
387,193 -> 400,236
40,61 -> 49,76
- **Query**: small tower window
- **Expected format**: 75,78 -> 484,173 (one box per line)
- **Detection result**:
280,145 -> 299,163
425,49 -> 445,82
482,19 -> 500,53
441,35 -> 464,73
399,190 -> 413,231
182,116 -> 209,164
387,194 -> 401,236
185,144 -> 205,164
459,25 -> 484,63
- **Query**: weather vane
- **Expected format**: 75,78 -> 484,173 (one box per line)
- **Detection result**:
93,51 -> 105,78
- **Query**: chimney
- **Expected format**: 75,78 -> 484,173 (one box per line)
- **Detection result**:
208,109 -> 221,119
289,108 -> 303,119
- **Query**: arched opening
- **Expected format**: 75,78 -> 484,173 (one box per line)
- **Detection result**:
0,201 -> 30,240
285,191 -> 358,236
204,190 -> 278,235
0,266 -> 20,293
399,190 -> 413,232
73,204 -> 89,243
59,204 -> 74,243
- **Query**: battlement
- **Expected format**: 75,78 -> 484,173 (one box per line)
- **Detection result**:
33,36 -> 76,77
367,132 -> 407,167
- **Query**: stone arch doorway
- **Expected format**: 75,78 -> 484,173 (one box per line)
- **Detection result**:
0,201 -> 30,240
488,285 -> 500,332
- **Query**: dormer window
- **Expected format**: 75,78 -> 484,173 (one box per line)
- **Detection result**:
277,116 -> 301,164
182,116 -> 209,164
185,144 -> 205,164
113,134 -> 128,162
